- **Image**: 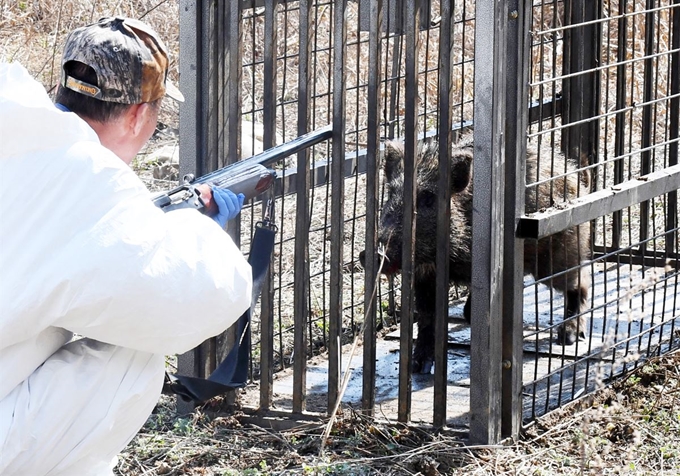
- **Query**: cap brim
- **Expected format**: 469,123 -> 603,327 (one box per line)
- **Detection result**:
165,79 -> 184,102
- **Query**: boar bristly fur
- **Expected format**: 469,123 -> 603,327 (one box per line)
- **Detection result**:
361,136 -> 591,374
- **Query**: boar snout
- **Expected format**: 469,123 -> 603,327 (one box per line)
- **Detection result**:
358,242 -> 399,275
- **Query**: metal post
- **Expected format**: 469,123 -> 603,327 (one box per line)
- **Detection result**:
259,0 -> 280,410
613,0 -> 628,250
502,0 -> 530,439
561,0 -> 601,167
639,0 -> 657,255
398,0 -> 420,423
668,0 -> 680,257
362,0 -> 383,415
177,0 -> 243,413
470,0 -> 509,445
293,0 -> 313,414
177,0 -> 203,416
329,0 -> 347,411
433,0 -> 454,429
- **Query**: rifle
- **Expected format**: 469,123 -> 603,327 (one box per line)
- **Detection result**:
152,124 -> 333,215
159,124 -> 333,402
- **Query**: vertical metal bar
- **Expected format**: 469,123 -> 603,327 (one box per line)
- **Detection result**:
217,0 -> 226,165
206,1 -> 218,175
613,0 -> 628,249
470,0 -> 508,445
388,37 -> 403,139
202,0 -> 218,380
220,0 -> 243,406
293,0 -> 313,414
329,0 -> 347,411
263,0 -> 279,151
213,0 -> 229,374
177,0 -> 203,415
668,0 -> 680,257
433,0 -> 454,429
398,0 -> 420,423
225,0 -> 242,166
561,0 -> 600,396
561,0 -> 601,168
502,0 -> 529,439
362,0 -> 383,415
259,0 -> 279,410
639,0 -> 657,255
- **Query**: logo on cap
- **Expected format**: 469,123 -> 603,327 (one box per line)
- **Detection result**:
64,76 -> 101,98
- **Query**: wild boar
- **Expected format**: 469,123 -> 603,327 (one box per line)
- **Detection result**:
360,136 -> 591,373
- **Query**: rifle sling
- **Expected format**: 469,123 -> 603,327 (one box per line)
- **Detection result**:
163,217 -> 277,404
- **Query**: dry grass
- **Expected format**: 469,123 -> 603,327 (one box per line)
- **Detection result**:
0,0 -> 180,136
116,350 -> 680,475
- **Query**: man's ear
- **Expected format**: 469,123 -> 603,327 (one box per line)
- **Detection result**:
127,103 -> 152,137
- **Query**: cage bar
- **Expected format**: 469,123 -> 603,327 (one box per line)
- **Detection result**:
397,0 -> 420,423
362,0 -> 383,415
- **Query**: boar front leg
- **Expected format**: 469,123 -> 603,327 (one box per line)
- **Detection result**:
413,279 -> 436,374
463,293 -> 471,322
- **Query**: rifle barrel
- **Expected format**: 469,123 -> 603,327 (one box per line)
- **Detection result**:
195,124 -> 333,185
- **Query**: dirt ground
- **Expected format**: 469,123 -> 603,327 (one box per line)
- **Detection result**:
114,349 -> 679,475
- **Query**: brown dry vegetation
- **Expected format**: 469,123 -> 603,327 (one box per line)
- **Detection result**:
121,351 -> 680,475
2,1 -> 679,475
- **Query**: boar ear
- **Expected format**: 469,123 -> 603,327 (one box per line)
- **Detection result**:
450,150 -> 473,194
383,140 -> 404,181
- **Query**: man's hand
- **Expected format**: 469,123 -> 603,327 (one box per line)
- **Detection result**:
212,187 -> 245,228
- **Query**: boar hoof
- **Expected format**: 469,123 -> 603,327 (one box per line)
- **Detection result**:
412,344 -> 434,374
412,357 -> 433,374
557,325 -> 584,346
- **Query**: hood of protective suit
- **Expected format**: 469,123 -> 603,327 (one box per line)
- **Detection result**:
0,62 -> 253,401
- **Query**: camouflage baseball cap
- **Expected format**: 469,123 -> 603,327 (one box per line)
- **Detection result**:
60,16 -> 184,104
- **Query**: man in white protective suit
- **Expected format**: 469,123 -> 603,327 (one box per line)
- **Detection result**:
0,17 -> 252,475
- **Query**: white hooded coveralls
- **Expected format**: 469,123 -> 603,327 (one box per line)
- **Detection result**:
0,62 -> 253,475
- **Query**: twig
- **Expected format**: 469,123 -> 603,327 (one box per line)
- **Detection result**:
248,424 -> 297,452
47,0 -> 64,91
319,243 -> 388,455
139,0 -> 170,20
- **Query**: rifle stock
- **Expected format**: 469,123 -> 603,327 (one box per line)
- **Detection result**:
153,124 -> 332,215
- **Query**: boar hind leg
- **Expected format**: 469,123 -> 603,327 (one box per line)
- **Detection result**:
557,284 -> 588,345
531,230 -> 591,346
555,268 -> 590,346
413,281 -> 436,374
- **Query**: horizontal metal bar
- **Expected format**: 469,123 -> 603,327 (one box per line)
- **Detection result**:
528,91 -> 680,138
593,246 -> 679,269
529,48 -> 680,88
517,164 -> 680,239
533,3 -> 677,38
241,0 -> 296,10
528,96 -> 562,124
